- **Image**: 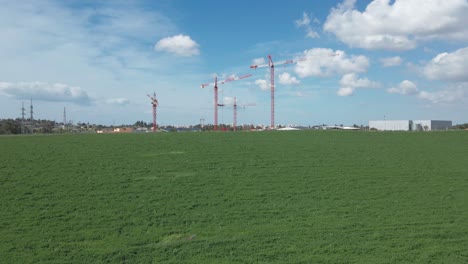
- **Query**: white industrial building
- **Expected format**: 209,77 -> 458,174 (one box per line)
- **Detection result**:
369,120 -> 452,131
369,120 -> 412,131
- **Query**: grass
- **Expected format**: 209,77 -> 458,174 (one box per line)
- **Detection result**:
1,131 -> 467,263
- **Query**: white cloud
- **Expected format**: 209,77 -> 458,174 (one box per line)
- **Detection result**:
387,80 -> 467,104
338,73 -> 380,96
295,12 -> 319,38
340,73 -> 380,88
252,57 -> 266,66
324,0 -> 468,50
222,96 -> 235,106
106,98 -> 130,106
295,12 -> 311,27
337,87 -> 355,96
155,34 -> 200,57
255,79 -> 269,91
417,85 -> 467,104
305,28 -> 319,39
387,80 -> 419,95
0,81 -> 91,104
380,56 -> 402,67
423,47 -> 468,82
278,72 -> 300,85
295,48 -> 369,78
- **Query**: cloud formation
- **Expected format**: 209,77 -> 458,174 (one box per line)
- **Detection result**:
278,72 -> 300,85
338,73 -> 380,96
255,79 -> 269,91
380,56 -> 403,67
222,96 -> 235,106
106,98 -> 130,106
295,12 -> 319,38
387,80 -> 467,104
387,80 -> 419,95
252,57 -> 266,66
155,34 -> 200,57
324,0 -> 468,50
0,82 -> 92,105
417,86 -> 467,104
423,47 -> 468,82
295,48 -> 369,78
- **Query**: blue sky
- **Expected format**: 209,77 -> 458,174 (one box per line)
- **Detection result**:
1,0 -> 467,126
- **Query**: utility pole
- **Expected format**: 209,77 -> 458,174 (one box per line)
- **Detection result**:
21,102 -> 26,134
63,107 -> 67,130
233,97 -> 237,131
30,98 -> 34,120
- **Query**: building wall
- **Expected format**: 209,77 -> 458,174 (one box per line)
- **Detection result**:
412,120 -> 431,131
371,120 -> 452,131
369,120 -> 411,131
412,120 -> 452,131
430,120 -> 452,130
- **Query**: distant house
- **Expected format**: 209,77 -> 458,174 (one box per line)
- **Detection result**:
113,127 -> 134,133
97,127 -> 134,133
135,127 -> 150,133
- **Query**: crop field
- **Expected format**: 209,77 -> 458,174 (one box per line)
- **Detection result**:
1,131 -> 467,263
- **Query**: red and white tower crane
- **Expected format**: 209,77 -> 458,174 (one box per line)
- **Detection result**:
250,55 -> 305,129
147,92 -> 158,132
233,97 -> 255,131
218,97 -> 255,131
233,97 -> 238,131
250,53 -> 338,129
201,74 -> 252,131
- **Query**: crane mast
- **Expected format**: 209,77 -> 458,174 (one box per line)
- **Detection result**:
201,74 -> 252,131
147,92 -> 158,132
250,53 -> 338,129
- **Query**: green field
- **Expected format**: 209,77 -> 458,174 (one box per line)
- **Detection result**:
1,131 -> 467,263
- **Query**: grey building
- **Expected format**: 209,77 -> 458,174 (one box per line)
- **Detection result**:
369,120 -> 452,131
412,120 -> 452,131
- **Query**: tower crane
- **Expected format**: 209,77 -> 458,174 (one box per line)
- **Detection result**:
201,74 -> 252,131
250,53 -> 338,129
147,92 -> 158,132
218,97 -> 256,131
233,97 -> 255,131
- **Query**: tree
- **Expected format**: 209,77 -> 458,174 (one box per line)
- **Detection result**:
0,119 -> 21,134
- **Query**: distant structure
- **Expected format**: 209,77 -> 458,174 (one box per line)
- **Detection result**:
201,74 -> 252,131
97,127 -> 134,134
249,53 -> 338,129
29,99 -> 34,120
21,102 -> 26,134
411,120 -> 452,131
63,107 -> 67,129
147,92 -> 159,132
369,120 -> 452,131
232,97 -> 255,131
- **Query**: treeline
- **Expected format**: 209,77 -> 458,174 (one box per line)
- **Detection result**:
0,119 -> 56,134
453,123 -> 468,129
2,118 -> 467,134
